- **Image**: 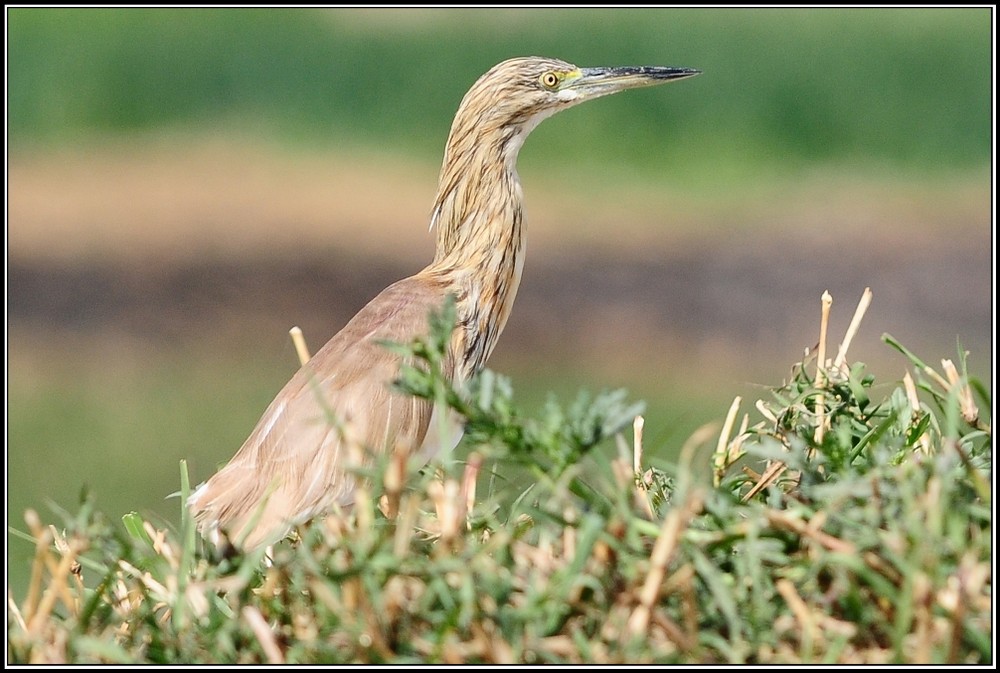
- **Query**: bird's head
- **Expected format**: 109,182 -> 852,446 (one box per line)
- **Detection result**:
431,56 -> 699,258
454,56 -> 701,138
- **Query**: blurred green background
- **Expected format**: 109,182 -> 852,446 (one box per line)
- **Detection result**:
8,8 -> 992,182
7,8 -> 992,597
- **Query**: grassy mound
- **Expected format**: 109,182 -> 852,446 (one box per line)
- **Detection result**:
7,293 -> 991,664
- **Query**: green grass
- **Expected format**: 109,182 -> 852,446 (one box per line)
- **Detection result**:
5,342 -> 290,600
5,333 -> 726,605
7,8 -> 991,188
7,302 -> 991,664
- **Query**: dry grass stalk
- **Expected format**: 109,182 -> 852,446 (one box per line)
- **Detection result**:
472,620 -> 515,664
632,415 -> 645,474
712,396 -> 743,486
461,452 -> 483,529
289,325 -> 311,365
393,493 -> 421,558
765,510 -> 854,554
862,551 -> 903,586
776,578 -> 820,653
242,605 -> 285,664
813,291 -> 833,449
941,358 -> 979,424
639,562 -> 700,652
755,399 -> 778,424
347,436 -> 372,534
833,287 -> 873,373
8,590 -> 28,633
647,610 -> 688,654
680,566 -> 700,651
911,572 -> 933,664
428,478 -> 463,544
562,507 -> 577,560
22,509 -> 51,627
380,441 -> 408,519
627,489 -> 704,635
742,460 -> 787,502
946,564 -> 968,664
27,536 -> 84,636
629,415 -> 658,518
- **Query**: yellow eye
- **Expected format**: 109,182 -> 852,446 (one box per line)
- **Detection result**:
539,72 -> 559,89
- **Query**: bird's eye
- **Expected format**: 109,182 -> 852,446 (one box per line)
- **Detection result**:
539,72 -> 560,89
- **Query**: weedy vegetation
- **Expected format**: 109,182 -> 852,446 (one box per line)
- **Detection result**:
7,291 -> 992,664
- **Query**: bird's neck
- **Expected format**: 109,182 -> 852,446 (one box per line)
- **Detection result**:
424,121 -> 529,377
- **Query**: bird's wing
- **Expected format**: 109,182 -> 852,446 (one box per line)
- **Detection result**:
189,274 -> 456,549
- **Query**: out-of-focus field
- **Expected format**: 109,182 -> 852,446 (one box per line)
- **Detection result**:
6,8 -> 993,599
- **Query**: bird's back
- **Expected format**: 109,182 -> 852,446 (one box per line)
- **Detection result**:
188,272 -> 457,549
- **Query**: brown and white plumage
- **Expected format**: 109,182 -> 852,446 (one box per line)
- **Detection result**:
188,56 -> 700,549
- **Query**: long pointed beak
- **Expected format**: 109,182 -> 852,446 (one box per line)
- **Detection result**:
569,65 -> 701,99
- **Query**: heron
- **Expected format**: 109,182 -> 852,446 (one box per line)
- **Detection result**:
188,56 -> 700,549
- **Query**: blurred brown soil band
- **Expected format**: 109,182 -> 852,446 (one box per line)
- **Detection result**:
7,143 -> 992,383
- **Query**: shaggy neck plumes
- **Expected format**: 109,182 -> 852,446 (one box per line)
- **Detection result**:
425,107 -> 536,377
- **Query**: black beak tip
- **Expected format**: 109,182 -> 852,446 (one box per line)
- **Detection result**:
670,67 -> 702,79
